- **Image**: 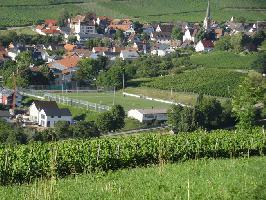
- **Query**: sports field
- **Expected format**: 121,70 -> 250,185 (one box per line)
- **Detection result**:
60,91 -> 171,111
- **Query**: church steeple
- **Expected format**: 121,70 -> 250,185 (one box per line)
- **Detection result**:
203,0 -> 211,30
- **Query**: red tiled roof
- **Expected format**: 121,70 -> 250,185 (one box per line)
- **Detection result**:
57,55 -> 80,68
202,40 -> 214,48
36,25 -> 45,30
93,47 -> 109,53
45,19 -> 57,26
64,44 -> 77,52
42,29 -> 61,34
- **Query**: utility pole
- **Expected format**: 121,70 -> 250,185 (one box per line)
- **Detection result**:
113,86 -> 116,105
122,67 -> 125,91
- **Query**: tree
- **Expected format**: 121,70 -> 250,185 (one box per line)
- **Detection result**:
195,28 -> 206,42
230,33 -> 245,53
195,97 -> 223,129
68,35 -> 77,44
76,58 -> 99,84
54,121 -> 71,138
251,53 -> 266,74
167,105 -> 197,133
252,31 -> 265,47
58,9 -> 70,27
110,105 -> 126,131
133,21 -> 143,34
71,121 -> 99,138
95,112 -> 113,133
214,35 -> 232,51
232,72 -> 265,129
171,28 -> 183,40
114,29 -> 125,45
96,65 -> 125,89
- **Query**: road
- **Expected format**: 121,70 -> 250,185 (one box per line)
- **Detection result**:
103,126 -> 169,137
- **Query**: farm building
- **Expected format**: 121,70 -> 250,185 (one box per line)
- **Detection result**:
128,109 -> 167,123
29,100 -> 72,128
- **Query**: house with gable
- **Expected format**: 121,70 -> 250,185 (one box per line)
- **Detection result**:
120,50 -> 139,60
35,19 -> 61,36
195,39 -> 214,52
29,100 -> 72,127
48,54 -> 80,84
69,13 -> 97,41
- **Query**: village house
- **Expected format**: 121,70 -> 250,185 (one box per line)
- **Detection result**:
108,18 -> 133,34
195,39 -> 214,52
100,51 -> 120,60
150,32 -> 172,44
29,100 -> 72,128
143,24 -> 155,34
155,24 -> 174,33
96,16 -> 112,29
92,47 -> 109,54
0,46 -> 8,65
7,43 -> 26,60
0,88 -> 22,107
128,109 -> 167,123
120,50 -> 139,60
182,28 -> 199,43
35,19 -> 61,36
69,13 -> 97,41
151,43 -> 175,57
48,54 -> 80,85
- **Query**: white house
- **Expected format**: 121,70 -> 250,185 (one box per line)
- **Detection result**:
195,40 -> 214,52
120,50 -> 139,60
69,13 -> 96,41
29,100 -> 72,127
128,109 -> 167,123
182,28 -> 198,43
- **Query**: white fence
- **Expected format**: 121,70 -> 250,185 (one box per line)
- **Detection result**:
122,92 -> 190,107
21,89 -> 110,112
44,93 -> 110,112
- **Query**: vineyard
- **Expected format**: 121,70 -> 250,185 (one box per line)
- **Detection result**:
190,51 -> 258,70
142,68 -> 245,97
0,128 -> 265,185
0,0 -> 266,27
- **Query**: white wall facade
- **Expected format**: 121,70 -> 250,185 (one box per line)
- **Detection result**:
29,103 -> 40,122
128,109 -> 167,123
38,109 -> 72,128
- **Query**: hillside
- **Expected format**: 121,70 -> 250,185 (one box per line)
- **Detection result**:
0,0 -> 266,27
1,157 -> 266,200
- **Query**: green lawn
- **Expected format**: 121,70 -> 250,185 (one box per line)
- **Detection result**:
0,27 -> 37,35
1,156 -> 265,200
190,51 -> 258,70
59,91 -> 171,111
125,87 -> 198,106
0,0 -> 265,27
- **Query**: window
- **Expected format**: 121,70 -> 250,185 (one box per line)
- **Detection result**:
41,114 -> 45,119
51,116 -> 54,118
58,116 -> 61,118
47,121 -> 50,127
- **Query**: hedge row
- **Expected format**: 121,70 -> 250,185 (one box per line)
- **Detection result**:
0,128 -> 265,185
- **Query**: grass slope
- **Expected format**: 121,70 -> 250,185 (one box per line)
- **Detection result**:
0,0 -> 266,27
1,156 -> 266,200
